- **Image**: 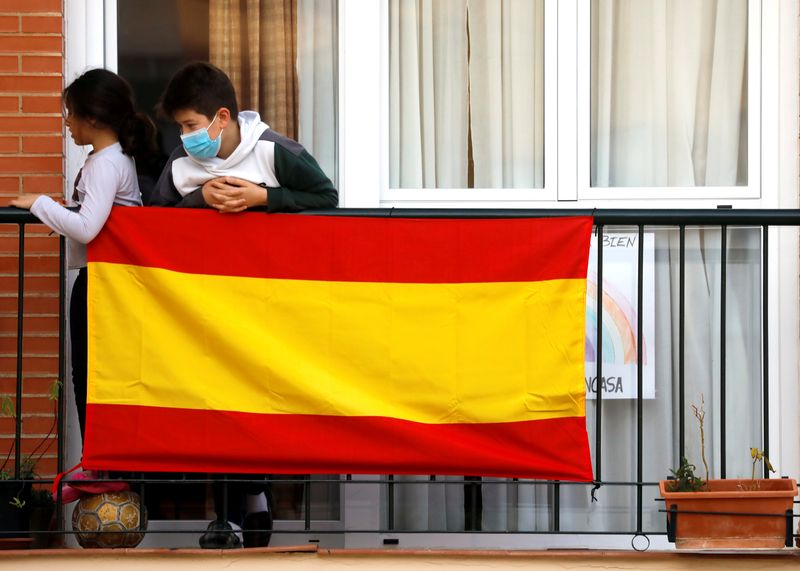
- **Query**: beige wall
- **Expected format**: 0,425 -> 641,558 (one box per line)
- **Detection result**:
1,549 -> 799,571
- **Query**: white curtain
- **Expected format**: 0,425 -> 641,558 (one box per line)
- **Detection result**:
390,0 -> 544,189
591,0 -> 748,187
390,0 -> 470,188
297,0 -> 337,181
393,0 -> 760,535
469,0 -> 544,188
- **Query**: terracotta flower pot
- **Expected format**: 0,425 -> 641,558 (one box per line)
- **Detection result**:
659,478 -> 797,549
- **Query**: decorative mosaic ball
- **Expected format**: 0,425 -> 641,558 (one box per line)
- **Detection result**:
71,491 -> 147,548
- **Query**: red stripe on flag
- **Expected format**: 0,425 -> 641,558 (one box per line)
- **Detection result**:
89,208 -> 592,284
83,404 -> 593,481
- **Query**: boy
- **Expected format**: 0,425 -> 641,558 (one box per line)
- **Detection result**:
151,62 -> 337,549
150,61 -> 337,212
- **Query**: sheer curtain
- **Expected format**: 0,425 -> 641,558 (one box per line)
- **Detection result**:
296,0 -> 337,181
389,0 -> 544,189
591,0 -> 748,187
390,0 -> 470,188
469,0 -> 544,188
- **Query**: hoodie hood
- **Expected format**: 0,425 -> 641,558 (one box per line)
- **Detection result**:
188,110 -> 269,169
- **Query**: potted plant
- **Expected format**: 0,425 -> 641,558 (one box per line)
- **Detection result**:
0,381 -> 60,545
659,396 -> 797,549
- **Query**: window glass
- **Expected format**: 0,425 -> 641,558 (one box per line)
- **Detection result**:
590,0 -> 748,187
118,0 -> 337,188
389,0 -> 544,189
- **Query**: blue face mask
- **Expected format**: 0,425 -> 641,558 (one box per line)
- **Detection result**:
181,114 -> 222,159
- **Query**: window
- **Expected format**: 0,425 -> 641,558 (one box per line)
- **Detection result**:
389,0 -> 545,190
117,0 -> 338,185
371,0 -> 763,205
590,0 -> 749,189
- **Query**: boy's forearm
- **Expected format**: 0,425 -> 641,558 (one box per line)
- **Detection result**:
266,185 -> 338,212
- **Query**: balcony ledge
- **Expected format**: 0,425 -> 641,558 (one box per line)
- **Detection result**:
1,544 -> 799,571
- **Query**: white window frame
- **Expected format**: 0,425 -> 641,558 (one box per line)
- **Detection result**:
576,0 -> 762,201
340,0 -> 773,209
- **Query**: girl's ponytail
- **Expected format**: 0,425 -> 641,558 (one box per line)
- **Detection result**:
119,111 -> 157,164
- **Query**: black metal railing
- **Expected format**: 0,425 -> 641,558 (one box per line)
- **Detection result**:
0,207 -> 798,550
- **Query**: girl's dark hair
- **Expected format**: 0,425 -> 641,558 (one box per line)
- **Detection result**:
63,69 -> 158,161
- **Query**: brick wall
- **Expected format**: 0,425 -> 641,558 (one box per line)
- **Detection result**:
0,0 -> 63,481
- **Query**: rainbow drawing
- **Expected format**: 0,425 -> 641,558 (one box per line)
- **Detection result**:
585,278 -> 647,366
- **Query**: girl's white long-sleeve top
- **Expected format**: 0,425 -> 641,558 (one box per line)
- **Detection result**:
30,142 -> 142,269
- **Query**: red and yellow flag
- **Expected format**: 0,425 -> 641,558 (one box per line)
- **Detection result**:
82,208 -> 593,480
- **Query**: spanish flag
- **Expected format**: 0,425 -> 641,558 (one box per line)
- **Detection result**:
82,208 -> 593,481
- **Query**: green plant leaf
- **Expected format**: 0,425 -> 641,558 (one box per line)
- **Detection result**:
1,396 -> 14,419
48,380 -> 62,401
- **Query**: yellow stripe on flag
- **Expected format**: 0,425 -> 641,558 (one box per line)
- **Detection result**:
88,262 -> 587,424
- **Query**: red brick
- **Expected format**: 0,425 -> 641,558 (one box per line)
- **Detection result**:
21,175 -> 61,193
20,56 -> 60,75
32,456 -> 58,478
0,16 -> 19,33
0,177 -> 18,193
0,96 -> 18,113
0,75 -> 61,94
0,255 -> 58,274
0,414 -> 56,435
0,356 -> 58,377
23,235 -> 61,253
0,0 -> 62,13
0,36 -> 61,54
21,95 -> 60,114
0,235 -> 59,254
22,136 -> 60,154
0,436 -> 57,456
0,136 -> 18,154
0,55 -> 18,73
0,117 -> 60,135
12,395 -> 57,415
21,16 -> 61,35
0,156 -> 60,173
0,275 -> 58,295
0,296 -> 60,314
0,0 -> 61,13
0,377 -> 58,394
0,334 -> 58,353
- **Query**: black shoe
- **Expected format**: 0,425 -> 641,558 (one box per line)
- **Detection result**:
242,511 -> 273,548
199,520 -> 242,549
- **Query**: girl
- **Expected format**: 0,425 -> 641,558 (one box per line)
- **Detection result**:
11,69 -> 157,443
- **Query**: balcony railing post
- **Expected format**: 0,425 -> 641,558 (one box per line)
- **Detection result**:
636,224 -> 644,533
761,225 -> 770,478
594,224 -> 604,486
720,225 -> 728,479
679,225 -> 686,464
14,223 -> 24,480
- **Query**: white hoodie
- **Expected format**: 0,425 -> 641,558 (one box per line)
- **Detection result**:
151,110 -> 337,212
171,111 -> 274,196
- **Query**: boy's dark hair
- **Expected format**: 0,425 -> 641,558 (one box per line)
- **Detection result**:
63,68 -> 158,161
158,62 -> 239,121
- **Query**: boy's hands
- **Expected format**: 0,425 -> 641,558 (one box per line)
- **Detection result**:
201,177 -> 268,213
